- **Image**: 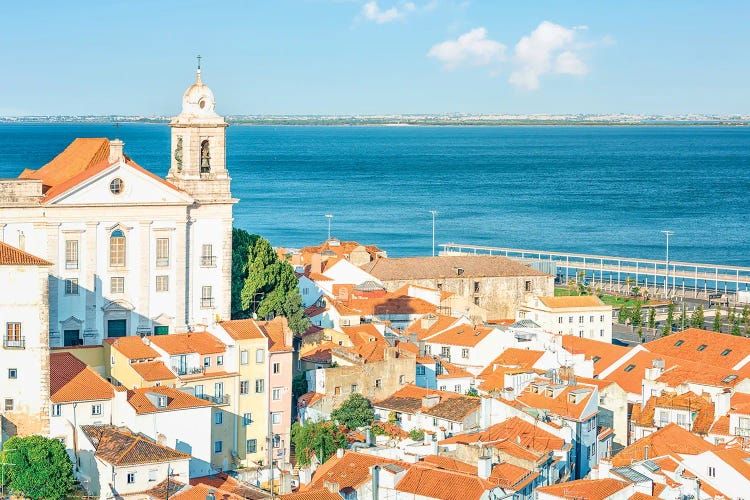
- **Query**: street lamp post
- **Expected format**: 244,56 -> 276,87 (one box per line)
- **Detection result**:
325,214 -> 333,241
661,230 -> 674,299
429,210 -> 438,257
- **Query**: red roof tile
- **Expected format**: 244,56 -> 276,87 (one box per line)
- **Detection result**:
81,425 -> 189,466
50,352 -> 114,403
0,241 -> 51,266
149,331 -> 226,355
440,416 -> 565,454
395,464 -> 496,499
105,336 -> 160,360
535,478 -> 629,500
612,423 -> 715,467
126,386 -> 213,414
219,319 -> 266,341
130,360 -> 176,382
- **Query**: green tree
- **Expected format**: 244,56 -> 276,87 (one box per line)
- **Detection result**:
291,421 -> 347,466
637,326 -> 643,340
690,304 -> 705,328
677,302 -> 687,331
293,373 -> 309,400
239,236 -> 311,334
648,307 -> 656,329
231,228 -> 259,319
742,305 -> 750,327
465,388 -> 479,397
714,305 -> 722,332
408,428 -> 425,441
728,306 -> 736,325
732,319 -> 742,336
2,436 -> 74,500
631,302 -> 642,327
661,323 -> 672,337
618,306 -> 632,324
666,303 -> 676,329
331,393 -> 375,429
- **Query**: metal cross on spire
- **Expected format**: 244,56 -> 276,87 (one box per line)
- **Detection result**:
196,54 -> 202,70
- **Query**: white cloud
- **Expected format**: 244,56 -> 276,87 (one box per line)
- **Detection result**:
509,21 -> 588,90
428,21 -> 600,90
361,1 -> 410,23
427,27 -> 506,70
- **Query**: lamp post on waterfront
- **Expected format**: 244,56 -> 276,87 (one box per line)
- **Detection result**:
661,230 -> 674,299
430,210 -> 438,257
325,214 -> 333,241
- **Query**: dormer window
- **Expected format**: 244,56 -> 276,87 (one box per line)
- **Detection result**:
157,395 -> 168,408
200,140 -> 211,173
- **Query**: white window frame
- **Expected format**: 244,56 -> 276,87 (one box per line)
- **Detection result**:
92,404 -> 102,416
156,275 -> 169,292
272,387 -> 282,401
65,239 -> 79,269
156,237 -> 170,267
111,277 -> 125,294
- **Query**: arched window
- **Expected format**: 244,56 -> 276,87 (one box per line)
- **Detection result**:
200,140 -> 211,173
110,229 -> 126,267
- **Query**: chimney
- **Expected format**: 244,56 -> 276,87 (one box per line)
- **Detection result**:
311,253 -> 322,275
298,466 -> 312,485
715,389 -> 731,417
644,445 -> 649,460
372,465 -> 380,500
501,387 -> 516,401
477,455 -> 492,480
324,481 -> 340,494
109,138 -> 125,163
422,394 -> 441,409
206,489 -> 216,500
336,448 -> 345,459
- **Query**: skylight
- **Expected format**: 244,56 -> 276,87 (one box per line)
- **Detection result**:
697,344 -> 708,351
592,356 -> 601,363
674,340 -> 684,347
722,375 -> 738,383
721,349 -> 732,356
624,364 -> 636,372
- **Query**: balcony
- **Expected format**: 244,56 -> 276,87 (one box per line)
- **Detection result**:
735,427 -> 750,437
3,336 -> 25,349
201,255 -> 217,267
201,298 -> 215,308
197,393 -> 230,405
172,366 -> 205,377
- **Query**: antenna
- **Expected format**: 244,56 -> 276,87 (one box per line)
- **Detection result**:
196,54 -> 202,70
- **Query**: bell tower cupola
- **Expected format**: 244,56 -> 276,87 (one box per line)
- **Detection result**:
167,60 -> 231,202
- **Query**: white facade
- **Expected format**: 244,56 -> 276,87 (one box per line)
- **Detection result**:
50,398 -> 114,462
518,296 -> 613,344
0,69 -> 235,346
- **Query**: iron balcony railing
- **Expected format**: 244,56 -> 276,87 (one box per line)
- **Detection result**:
3,336 -> 25,349
197,393 -> 230,405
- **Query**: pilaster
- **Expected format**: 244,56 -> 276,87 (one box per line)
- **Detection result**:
42,222 -> 60,342
175,217 -> 189,332
137,221 -> 152,333
84,222 -> 99,342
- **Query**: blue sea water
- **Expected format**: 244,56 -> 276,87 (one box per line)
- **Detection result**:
0,123 -> 748,265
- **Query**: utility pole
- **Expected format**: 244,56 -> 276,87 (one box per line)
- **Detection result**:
661,230 -> 674,299
430,210 -> 438,257
325,214 -> 333,241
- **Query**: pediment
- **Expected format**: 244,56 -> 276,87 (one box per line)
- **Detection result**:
47,162 -> 193,205
103,299 -> 135,312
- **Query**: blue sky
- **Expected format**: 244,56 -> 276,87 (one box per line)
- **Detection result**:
2,0 -> 749,115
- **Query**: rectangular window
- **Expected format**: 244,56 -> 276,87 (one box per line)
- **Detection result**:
579,315 -> 585,324
525,280 -> 532,292
243,413 -> 252,426
110,233 -> 125,267
246,439 -> 257,453
255,379 -> 265,393
256,349 -> 264,363
461,348 -> 469,359
441,346 -> 450,357
416,365 -> 426,375
111,277 -> 125,294
273,387 -> 282,400
677,413 -> 687,426
375,379 -> 382,388
156,275 -> 169,292
589,315 -> 595,322
4,323 -> 24,349
92,404 -> 102,416
272,412 -> 281,425
214,441 -> 223,453
201,244 -> 215,267
439,385 -> 446,391
399,375 -> 405,384
708,466 -> 715,477
214,382 -> 223,399
473,281 -> 480,293
127,473 -> 136,484
240,380 -> 249,395
203,356 -> 211,368
568,316 -> 574,323
351,384 -> 358,393
334,386 -> 341,396
454,385 -> 461,392
4,399 -> 13,411
215,411 -> 223,425
51,404 -> 62,417
148,469 -> 158,482
201,286 -> 214,308
273,362 -> 280,374
194,385 -> 204,398
424,345 -> 431,355
65,240 -> 79,269
8,368 -> 17,379
156,238 -> 170,266
217,355 -> 224,366
600,315 -> 605,322
241,350 -> 249,365
64,278 -> 79,295
558,317 -> 563,324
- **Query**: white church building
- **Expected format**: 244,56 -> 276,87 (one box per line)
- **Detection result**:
0,68 -> 235,346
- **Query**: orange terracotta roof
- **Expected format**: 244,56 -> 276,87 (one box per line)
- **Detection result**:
341,324 -> 385,346
307,272 -> 333,281
489,461 -> 537,489
712,447 -> 750,481
172,483 -> 245,500
0,241 -> 52,266
300,342 -> 337,363
257,317 -> 293,352
420,455 -> 476,474
130,360 -> 176,382
219,319 -> 266,341
612,423 -> 715,467
299,240 -> 385,263
603,350 -> 675,394
105,336 -> 159,360
437,360 -> 474,379
477,366 -> 537,393
425,324 -> 497,347
629,493 -> 661,500
655,358 -> 746,389
440,416 -> 565,454
346,295 -> 437,317
19,138 -> 110,188
305,304 -> 329,318
149,331 -> 226,355
302,451 -> 407,491
373,385 -> 479,421
514,381 -> 597,421
405,314 -> 462,340
281,489 -> 341,500
730,392 -> 750,415
645,327 -> 750,372
709,415 -> 730,436
361,255 -> 548,280
189,473 -> 268,499
632,391 -> 714,434
561,336 -> 630,376
536,295 -> 608,309
298,392 -> 325,410
395,464 -> 496,499
50,352 -> 114,403
81,425 -> 189,466
126,386 -> 213,414
535,478 -> 629,500
479,348 -> 546,378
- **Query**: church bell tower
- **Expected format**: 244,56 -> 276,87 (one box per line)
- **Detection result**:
167,62 -> 231,202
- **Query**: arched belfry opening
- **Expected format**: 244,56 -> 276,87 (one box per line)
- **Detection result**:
200,140 -> 211,173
